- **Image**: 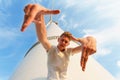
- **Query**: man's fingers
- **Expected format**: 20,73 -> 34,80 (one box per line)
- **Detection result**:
21,5 -> 32,32
80,56 -> 84,67
21,14 -> 29,32
24,4 -> 33,15
83,52 -> 89,71
33,20 -> 41,24
21,5 -> 38,32
21,23 -> 27,32
41,10 -> 60,15
80,47 -> 86,70
21,14 -> 33,32
25,5 -> 39,24
81,48 -> 90,71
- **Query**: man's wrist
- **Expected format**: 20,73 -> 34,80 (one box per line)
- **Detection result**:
78,38 -> 84,43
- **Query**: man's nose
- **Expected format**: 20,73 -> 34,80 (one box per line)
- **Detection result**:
62,41 -> 66,45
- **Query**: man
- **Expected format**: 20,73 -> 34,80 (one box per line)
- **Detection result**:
21,4 -> 96,80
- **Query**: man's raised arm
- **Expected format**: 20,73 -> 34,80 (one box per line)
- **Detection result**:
71,36 -> 97,71
20,4 -> 60,51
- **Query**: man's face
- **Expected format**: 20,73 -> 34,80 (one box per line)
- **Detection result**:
58,35 -> 70,49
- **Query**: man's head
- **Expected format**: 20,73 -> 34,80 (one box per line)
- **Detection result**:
57,32 -> 72,51
60,32 -> 72,41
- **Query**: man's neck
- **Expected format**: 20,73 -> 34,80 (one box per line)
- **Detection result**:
57,45 -> 65,52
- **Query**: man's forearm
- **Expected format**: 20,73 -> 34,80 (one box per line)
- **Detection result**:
34,14 -> 47,42
71,35 -> 87,44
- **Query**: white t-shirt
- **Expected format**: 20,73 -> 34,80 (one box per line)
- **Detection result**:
47,46 -> 73,80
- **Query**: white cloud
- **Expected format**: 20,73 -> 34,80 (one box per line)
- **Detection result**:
83,23 -> 120,57
53,0 -> 120,57
29,0 -> 43,3
56,0 -> 120,57
97,48 -> 111,56
58,14 -> 68,28
96,25 -> 120,44
0,0 -> 12,8
116,60 -> 120,79
63,0 -> 96,9
0,52 -> 17,60
115,72 -> 120,80
64,0 -> 78,8
117,61 -> 120,67
0,76 -> 9,80
0,28 -> 18,38
55,0 -> 120,32
58,14 -> 67,24
0,27 -> 20,49
95,0 -> 120,19
82,0 -> 120,56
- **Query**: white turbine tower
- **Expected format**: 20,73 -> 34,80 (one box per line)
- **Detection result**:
9,21 -> 116,80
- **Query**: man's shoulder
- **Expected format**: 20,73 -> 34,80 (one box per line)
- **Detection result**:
47,45 -> 57,53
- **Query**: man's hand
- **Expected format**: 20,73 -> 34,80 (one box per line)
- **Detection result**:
80,36 -> 97,71
21,4 -> 60,32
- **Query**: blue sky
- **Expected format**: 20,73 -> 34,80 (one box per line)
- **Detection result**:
0,0 -> 120,80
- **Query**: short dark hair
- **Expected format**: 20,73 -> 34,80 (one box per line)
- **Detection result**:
60,31 -> 72,40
